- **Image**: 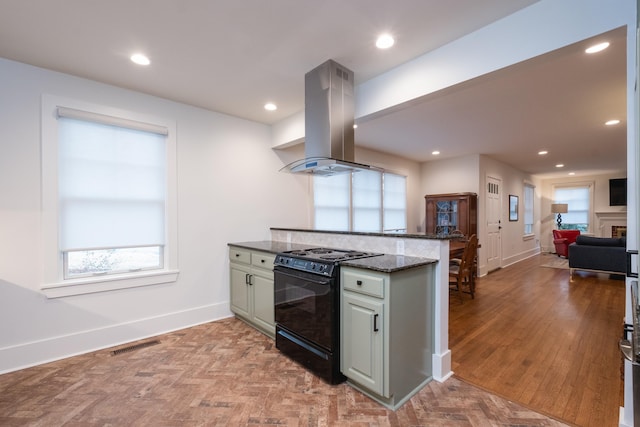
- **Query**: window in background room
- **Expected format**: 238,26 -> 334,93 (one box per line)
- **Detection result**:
553,183 -> 593,232
524,184 -> 535,235
313,170 -> 406,232
58,112 -> 166,278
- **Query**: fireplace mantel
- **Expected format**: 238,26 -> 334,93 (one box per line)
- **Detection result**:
595,211 -> 627,219
595,211 -> 627,237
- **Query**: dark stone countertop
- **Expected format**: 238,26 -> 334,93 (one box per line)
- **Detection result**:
228,241 -> 437,273
270,227 -> 464,241
227,241 -> 318,254
341,254 -> 437,273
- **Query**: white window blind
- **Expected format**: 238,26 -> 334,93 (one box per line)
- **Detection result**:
383,173 -> 407,232
353,170 -> 382,232
313,170 -> 406,233
58,117 -> 166,251
57,106 -> 169,135
314,173 -> 350,231
554,185 -> 590,230
524,184 -> 534,234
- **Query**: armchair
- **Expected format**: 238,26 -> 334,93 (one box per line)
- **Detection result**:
552,229 -> 580,257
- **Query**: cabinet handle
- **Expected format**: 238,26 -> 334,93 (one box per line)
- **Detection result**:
357,280 -> 363,286
261,259 -> 265,263
245,273 -> 251,285
373,314 -> 379,332
235,253 -> 240,257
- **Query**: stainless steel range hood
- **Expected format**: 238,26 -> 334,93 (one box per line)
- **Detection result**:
282,60 -> 379,176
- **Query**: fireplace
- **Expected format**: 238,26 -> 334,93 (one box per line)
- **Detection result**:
595,212 -> 627,238
613,226 -> 627,238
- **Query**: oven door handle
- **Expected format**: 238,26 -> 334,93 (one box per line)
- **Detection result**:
274,268 -> 332,286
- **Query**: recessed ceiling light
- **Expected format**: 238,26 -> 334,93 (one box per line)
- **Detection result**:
605,119 -> 621,126
376,33 -> 395,49
585,42 -> 610,54
353,124 -> 358,129
568,172 -> 576,176
556,164 -> 564,168
130,53 -> 150,66
264,103 -> 277,111
538,150 -> 548,155
432,151 -> 440,156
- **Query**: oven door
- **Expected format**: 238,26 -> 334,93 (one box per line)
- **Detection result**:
274,266 -> 336,351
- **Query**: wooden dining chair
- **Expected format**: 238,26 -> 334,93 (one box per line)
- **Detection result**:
449,234 -> 478,302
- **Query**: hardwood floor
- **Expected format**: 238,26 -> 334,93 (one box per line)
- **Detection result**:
450,253 -> 626,427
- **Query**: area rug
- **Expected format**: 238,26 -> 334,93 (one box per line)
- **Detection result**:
541,256 -> 569,269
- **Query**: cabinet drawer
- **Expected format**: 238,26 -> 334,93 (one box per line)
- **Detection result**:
229,248 -> 251,265
342,269 -> 385,298
252,252 -> 276,270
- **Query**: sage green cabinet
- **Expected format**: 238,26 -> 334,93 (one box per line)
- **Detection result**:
340,264 -> 433,410
229,247 -> 275,338
342,290 -> 384,395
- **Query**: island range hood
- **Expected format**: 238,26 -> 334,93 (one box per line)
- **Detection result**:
282,60 -> 380,176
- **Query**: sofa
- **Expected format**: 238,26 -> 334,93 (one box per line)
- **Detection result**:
568,235 -> 626,274
552,229 -> 581,257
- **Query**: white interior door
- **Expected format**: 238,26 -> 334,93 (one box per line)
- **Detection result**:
486,176 -> 502,272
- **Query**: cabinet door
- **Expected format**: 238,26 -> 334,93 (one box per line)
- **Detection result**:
251,271 -> 275,334
342,292 -> 384,395
230,263 -> 251,318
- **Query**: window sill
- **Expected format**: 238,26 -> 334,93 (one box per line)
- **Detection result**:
42,269 -> 179,299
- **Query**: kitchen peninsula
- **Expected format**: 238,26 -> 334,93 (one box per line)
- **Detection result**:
229,228 -> 451,407
269,227 -> 454,385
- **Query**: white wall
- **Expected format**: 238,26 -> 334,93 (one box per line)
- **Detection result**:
420,154 -> 481,197
0,58 -> 310,373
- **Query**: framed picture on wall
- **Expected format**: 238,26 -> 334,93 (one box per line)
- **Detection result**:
509,195 -> 518,221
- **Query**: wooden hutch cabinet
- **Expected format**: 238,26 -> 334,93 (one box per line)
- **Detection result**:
425,192 -> 478,237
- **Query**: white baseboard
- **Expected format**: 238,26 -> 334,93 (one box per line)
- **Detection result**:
432,349 -> 453,382
618,406 -> 631,427
501,247 -> 541,268
0,302 -> 232,374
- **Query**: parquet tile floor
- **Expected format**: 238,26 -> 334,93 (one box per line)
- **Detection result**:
0,317 -> 567,426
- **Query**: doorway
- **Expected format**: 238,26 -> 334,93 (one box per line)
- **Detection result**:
486,175 -> 502,272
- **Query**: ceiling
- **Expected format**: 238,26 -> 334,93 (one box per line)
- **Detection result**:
0,0 -> 627,178
356,27 -> 627,178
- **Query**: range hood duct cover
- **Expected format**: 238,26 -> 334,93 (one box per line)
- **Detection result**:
282,60 -> 379,176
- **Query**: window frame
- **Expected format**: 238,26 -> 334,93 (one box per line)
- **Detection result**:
41,94 -> 179,298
